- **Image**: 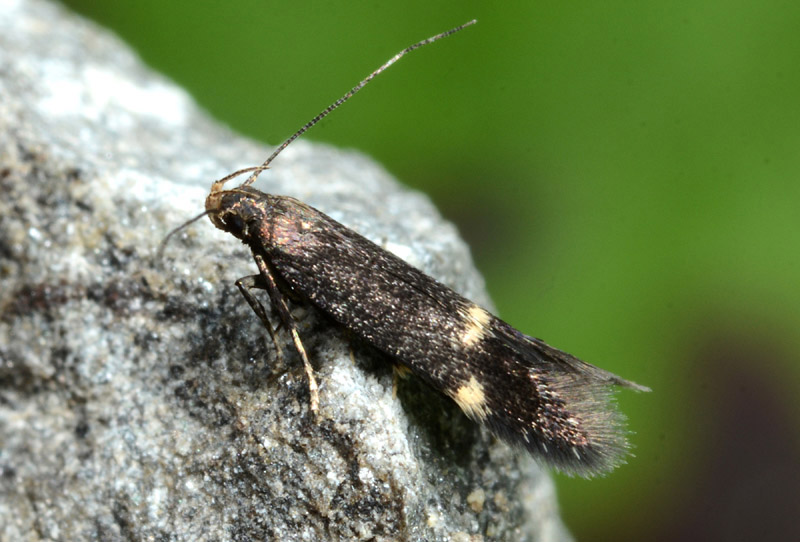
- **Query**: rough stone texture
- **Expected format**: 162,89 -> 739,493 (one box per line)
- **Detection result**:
0,1 -> 572,541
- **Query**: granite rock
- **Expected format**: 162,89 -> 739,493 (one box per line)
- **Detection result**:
0,1 -> 571,540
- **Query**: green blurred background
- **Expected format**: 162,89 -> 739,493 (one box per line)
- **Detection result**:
58,1 -> 799,540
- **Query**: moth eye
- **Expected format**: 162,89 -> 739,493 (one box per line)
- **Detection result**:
223,213 -> 246,233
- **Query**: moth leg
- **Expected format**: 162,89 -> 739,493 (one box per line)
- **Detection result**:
252,253 -> 320,415
339,329 -> 356,365
392,365 -> 412,399
235,275 -> 283,361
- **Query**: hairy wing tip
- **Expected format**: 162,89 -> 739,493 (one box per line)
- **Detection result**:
615,377 -> 651,393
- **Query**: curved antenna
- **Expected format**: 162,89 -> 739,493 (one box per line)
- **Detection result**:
157,209 -> 212,261
240,19 -> 477,188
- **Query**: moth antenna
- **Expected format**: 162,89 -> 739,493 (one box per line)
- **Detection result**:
240,19 -> 477,188
209,165 -> 269,194
157,210 -> 212,261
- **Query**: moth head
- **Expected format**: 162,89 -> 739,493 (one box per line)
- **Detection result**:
205,185 -> 270,241
158,166 -> 269,259
204,165 -> 271,238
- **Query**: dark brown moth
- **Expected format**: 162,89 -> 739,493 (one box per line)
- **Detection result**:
185,20 -> 649,477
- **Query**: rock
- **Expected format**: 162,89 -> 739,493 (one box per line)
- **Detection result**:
0,1 -> 571,540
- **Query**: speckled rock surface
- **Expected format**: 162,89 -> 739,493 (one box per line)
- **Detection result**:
0,1 -> 572,540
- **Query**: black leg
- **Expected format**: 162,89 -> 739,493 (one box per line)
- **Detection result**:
249,253 -> 320,415
235,274 -> 283,360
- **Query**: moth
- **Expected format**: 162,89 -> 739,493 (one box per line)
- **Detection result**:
174,20 -> 649,477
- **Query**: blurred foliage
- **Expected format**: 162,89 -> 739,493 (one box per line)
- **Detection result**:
58,1 -> 800,540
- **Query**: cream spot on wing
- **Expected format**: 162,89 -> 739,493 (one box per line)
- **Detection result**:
452,376 -> 489,420
461,305 -> 491,347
